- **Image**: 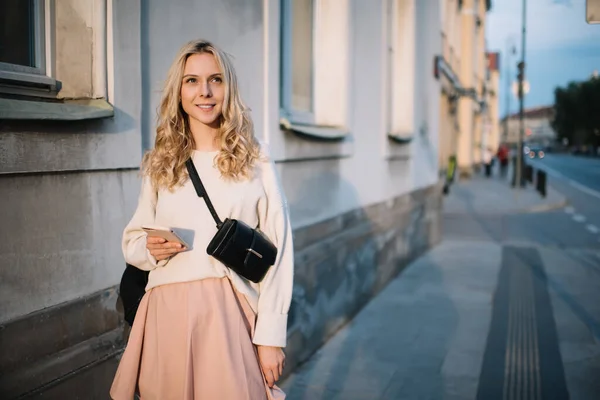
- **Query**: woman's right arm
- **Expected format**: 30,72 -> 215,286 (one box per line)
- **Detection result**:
122,176 -> 170,271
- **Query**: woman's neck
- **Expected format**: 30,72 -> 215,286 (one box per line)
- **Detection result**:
189,119 -> 219,151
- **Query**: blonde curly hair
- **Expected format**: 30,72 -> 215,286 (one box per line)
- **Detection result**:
142,39 -> 261,190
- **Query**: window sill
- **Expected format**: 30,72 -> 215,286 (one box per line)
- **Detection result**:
388,133 -> 414,144
280,118 -> 349,141
0,98 -> 114,121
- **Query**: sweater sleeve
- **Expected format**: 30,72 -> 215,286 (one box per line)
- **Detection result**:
252,155 -> 295,348
122,176 -> 170,271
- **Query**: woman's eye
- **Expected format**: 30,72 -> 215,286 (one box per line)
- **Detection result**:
211,77 -> 222,83
186,78 -> 197,84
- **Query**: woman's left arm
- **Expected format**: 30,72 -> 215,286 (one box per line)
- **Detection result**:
253,158 -> 295,349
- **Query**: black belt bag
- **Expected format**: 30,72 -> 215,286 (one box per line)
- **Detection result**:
185,159 -> 277,283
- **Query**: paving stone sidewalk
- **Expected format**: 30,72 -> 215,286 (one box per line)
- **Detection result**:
279,240 -> 501,399
279,174 -> 599,400
280,242 -> 600,400
442,174 -> 567,215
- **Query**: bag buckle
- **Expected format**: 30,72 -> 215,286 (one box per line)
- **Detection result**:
246,248 -> 263,259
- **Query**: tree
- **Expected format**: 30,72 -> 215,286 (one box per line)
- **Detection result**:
552,76 -> 600,149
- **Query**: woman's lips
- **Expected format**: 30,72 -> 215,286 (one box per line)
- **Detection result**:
196,104 -> 215,112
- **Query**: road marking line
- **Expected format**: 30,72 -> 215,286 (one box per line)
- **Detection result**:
538,165 -> 565,179
564,206 -> 575,214
573,214 -> 586,223
535,163 -> 600,200
586,224 -> 600,234
568,180 -> 600,201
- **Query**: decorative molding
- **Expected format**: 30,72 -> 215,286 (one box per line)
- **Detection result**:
0,98 -> 114,120
280,118 -> 349,141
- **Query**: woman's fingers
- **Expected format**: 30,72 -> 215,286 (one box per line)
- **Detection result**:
147,241 -> 183,249
264,369 -> 275,388
146,236 -> 186,262
257,346 -> 285,388
150,247 -> 179,256
146,236 -> 166,244
146,237 -> 185,250
271,367 -> 280,384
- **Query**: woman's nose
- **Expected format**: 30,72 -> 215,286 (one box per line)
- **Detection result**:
198,81 -> 211,97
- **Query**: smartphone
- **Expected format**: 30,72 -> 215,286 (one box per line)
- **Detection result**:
142,225 -> 189,248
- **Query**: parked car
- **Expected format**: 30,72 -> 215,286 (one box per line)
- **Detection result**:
527,147 -> 545,159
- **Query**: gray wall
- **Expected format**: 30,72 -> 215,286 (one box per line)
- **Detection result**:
0,171 -> 139,323
0,0 -> 143,323
140,0 -> 265,151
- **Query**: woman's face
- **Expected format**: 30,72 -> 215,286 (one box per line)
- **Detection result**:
180,53 -> 225,130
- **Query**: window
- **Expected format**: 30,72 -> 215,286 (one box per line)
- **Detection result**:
386,0 -> 416,143
0,0 -> 42,68
0,0 -> 114,121
290,0 -> 313,113
280,0 -> 350,136
280,0 -> 315,123
0,0 -> 58,98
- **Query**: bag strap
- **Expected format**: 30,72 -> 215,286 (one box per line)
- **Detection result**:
185,158 -> 223,228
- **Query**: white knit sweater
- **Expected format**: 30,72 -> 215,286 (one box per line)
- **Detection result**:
122,147 -> 294,348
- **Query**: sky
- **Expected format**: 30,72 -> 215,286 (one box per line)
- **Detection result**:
486,0 -> 600,117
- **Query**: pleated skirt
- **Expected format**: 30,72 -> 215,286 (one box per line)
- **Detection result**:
110,277 -> 286,400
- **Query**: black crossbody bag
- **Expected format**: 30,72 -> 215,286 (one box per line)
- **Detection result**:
185,158 -> 277,283
119,159 -> 277,326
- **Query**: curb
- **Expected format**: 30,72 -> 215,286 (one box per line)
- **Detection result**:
521,198 -> 569,214
443,198 -> 569,216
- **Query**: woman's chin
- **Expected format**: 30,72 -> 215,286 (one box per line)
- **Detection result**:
190,113 -> 221,128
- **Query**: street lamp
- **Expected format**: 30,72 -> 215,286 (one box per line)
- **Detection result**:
503,36 -> 517,143
515,0 -> 528,189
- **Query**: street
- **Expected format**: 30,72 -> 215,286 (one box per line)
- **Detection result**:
528,153 -> 600,243
281,156 -> 600,399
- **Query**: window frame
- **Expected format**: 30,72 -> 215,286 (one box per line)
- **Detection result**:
386,0 -> 416,144
279,0 -> 316,126
0,0 -> 60,98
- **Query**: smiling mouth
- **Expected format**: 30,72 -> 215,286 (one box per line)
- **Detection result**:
196,104 -> 216,111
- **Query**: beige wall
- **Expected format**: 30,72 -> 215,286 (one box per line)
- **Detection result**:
488,69 -> 500,151
455,0 -> 488,175
438,91 -> 459,171
439,0 -> 462,174
457,0 -> 475,172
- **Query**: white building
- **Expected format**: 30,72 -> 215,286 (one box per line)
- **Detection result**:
0,1 -> 443,396
501,105 -> 557,147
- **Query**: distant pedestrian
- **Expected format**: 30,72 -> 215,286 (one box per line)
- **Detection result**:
483,147 -> 493,177
110,39 -> 291,400
497,143 -> 509,178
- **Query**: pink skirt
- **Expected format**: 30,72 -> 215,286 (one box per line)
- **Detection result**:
110,277 -> 286,400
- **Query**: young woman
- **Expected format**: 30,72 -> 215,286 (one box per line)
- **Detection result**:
110,39 -> 293,400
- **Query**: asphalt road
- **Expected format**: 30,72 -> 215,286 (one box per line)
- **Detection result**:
527,154 -> 600,245
529,153 -> 600,194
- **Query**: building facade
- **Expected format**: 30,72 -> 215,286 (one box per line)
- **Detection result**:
437,0 -> 463,177
501,106 -> 557,148
483,51 -> 501,155
436,0 -> 494,179
0,0 -> 443,396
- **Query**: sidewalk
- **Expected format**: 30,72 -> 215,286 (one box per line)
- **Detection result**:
280,240 -> 500,399
443,174 -> 567,215
279,175 -> 600,399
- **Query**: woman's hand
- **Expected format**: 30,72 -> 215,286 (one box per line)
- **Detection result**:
146,236 -> 186,261
257,345 -> 286,388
